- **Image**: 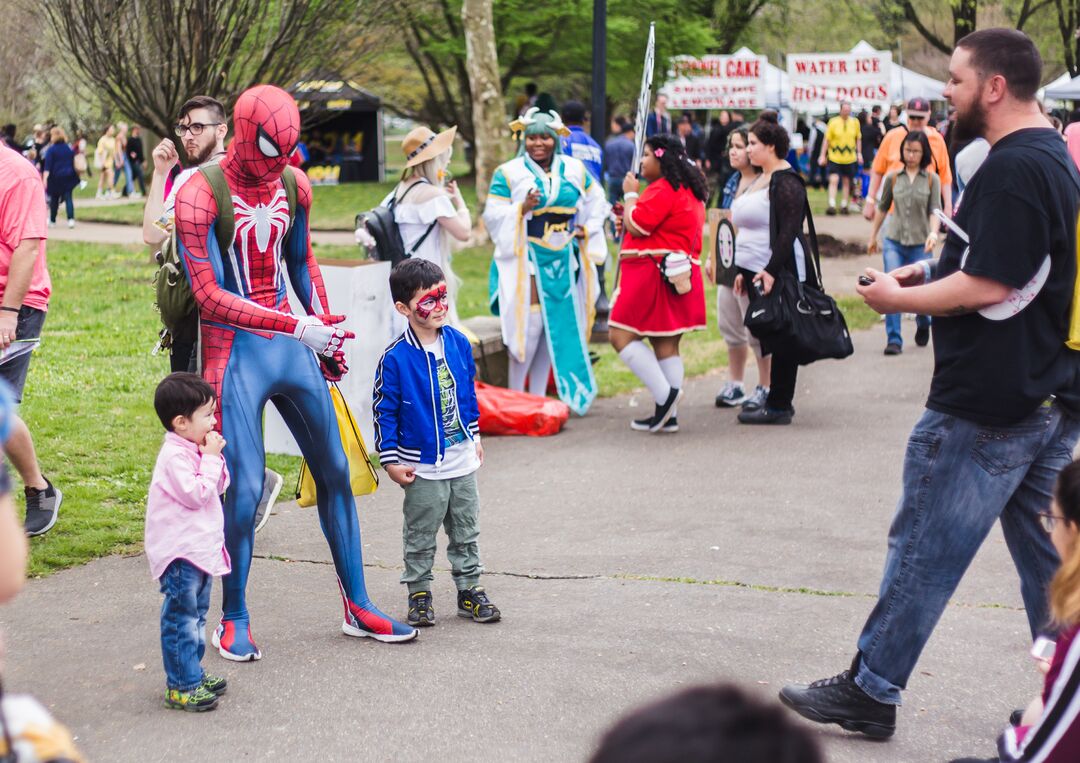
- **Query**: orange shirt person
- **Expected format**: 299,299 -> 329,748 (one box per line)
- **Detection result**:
864,98 -> 953,220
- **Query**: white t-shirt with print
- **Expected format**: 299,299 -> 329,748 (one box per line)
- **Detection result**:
412,338 -> 480,481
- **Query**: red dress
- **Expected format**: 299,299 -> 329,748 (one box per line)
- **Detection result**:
610,177 -> 707,336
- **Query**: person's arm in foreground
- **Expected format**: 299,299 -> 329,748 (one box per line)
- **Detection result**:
0,493 -> 26,602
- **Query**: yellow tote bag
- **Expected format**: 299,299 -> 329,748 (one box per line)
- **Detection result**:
295,383 -> 378,507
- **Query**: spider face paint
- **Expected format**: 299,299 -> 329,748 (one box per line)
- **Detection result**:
229,85 -> 300,183
413,285 -> 448,319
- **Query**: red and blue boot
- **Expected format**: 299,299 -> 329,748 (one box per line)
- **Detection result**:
341,593 -> 418,643
212,618 -> 263,662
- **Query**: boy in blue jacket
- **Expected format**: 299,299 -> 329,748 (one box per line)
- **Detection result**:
374,258 -> 501,627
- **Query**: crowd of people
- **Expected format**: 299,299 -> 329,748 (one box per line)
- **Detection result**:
2,23 -> 1080,761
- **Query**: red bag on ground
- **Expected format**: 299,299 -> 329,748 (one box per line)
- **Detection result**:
475,381 -> 570,436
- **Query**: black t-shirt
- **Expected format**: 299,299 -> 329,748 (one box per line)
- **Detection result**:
928,128 -> 1080,425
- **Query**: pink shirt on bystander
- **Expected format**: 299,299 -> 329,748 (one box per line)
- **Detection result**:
144,431 -> 231,580
0,143 -> 52,312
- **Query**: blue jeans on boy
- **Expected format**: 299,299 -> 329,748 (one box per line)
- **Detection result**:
882,238 -> 931,347
855,401 -> 1080,705
159,559 -> 211,691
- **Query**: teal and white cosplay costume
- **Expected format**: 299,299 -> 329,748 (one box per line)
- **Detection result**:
482,109 -> 609,415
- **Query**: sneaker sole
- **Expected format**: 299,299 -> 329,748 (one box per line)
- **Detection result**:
254,471 -> 283,534
407,619 -> 435,627
629,420 -> 652,432
715,394 -> 748,408
649,388 -> 683,433
164,698 -> 219,712
25,488 -> 62,538
778,692 -> 894,739
341,621 -> 418,643
458,609 -> 501,623
659,424 -> 679,433
211,628 -> 262,662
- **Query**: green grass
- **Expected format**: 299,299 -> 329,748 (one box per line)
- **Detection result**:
25,239 -> 876,576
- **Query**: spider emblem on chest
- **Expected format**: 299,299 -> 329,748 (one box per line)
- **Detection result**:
232,190 -> 290,257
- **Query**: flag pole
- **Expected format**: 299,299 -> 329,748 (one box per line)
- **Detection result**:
631,22 -> 656,176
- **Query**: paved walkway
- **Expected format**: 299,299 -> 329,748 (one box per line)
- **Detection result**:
2,324 -> 1037,762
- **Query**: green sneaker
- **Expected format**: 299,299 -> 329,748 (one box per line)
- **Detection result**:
201,674 -> 227,696
164,684 -> 219,712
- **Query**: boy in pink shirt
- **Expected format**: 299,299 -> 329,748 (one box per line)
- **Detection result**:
146,372 -> 231,712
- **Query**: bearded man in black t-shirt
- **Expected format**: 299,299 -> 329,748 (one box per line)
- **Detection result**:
779,28 -> 1080,740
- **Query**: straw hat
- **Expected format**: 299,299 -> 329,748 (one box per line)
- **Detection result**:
402,125 -> 457,167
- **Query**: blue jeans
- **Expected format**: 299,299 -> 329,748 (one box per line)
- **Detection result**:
855,402 -> 1080,704
159,559 -> 211,691
882,238 -> 931,347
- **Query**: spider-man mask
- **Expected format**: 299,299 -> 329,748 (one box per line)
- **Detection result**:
230,85 -> 300,183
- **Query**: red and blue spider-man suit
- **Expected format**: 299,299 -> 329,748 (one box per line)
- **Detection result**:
174,85 -> 417,660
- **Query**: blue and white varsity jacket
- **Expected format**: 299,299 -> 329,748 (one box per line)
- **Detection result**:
373,325 -> 481,467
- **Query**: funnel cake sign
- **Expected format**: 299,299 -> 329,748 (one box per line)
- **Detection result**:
663,54 -> 768,110
786,51 -> 892,110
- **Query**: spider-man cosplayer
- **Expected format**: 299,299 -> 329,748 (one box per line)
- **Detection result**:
174,85 -> 417,660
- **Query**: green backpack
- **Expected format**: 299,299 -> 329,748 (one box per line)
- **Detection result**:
153,165 -> 297,352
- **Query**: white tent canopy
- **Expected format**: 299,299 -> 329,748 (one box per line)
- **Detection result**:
673,43 -> 948,112
1043,71 -> 1080,102
848,40 -> 946,103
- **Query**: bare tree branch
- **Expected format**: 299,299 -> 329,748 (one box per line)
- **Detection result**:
37,0 -> 371,159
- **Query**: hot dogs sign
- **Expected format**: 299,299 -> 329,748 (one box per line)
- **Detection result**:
662,53 -> 768,110
787,50 -> 892,111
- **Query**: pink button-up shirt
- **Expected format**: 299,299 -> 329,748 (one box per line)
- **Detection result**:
144,431 -> 231,580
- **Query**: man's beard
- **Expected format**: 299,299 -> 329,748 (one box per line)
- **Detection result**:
189,141 -> 216,165
951,98 -> 987,144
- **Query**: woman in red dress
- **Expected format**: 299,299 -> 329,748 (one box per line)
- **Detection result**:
610,134 -> 708,433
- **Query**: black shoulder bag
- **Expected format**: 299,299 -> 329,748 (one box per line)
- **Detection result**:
743,171 -> 855,365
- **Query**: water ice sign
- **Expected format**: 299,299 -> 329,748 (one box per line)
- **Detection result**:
662,53 -> 768,110
786,50 -> 891,111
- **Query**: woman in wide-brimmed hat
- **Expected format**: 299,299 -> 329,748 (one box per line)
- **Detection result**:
482,108 -> 610,416
385,125 -> 471,332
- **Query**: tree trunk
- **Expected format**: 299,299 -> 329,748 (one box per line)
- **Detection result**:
461,0 -> 508,237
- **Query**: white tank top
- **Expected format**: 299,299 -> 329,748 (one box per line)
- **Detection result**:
730,187 -> 805,281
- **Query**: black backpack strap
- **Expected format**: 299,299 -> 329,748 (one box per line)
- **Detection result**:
198,164 -> 234,257
407,220 -> 440,257
392,179 -> 425,209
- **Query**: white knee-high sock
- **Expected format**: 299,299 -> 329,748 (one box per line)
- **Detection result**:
618,340 -> 670,404
526,327 -> 552,396
509,315 -> 544,392
658,356 -> 684,416
657,356 -> 684,389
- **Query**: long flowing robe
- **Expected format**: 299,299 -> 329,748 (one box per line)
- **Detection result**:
482,154 -> 609,415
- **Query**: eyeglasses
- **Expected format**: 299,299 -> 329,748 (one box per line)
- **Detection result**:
1039,512 -> 1065,533
173,122 -> 223,137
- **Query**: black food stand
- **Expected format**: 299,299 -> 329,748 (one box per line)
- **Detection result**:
289,74 -> 385,183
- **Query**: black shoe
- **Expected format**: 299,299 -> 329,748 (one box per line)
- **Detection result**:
826,206 -> 837,216
915,325 -> 930,347
407,591 -> 435,627
458,586 -> 501,623
778,656 -> 896,739
659,417 -> 678,433
630,414 -> 655,432
649,388 -> 682,433
738,406 -> 794,425
883,343 -> 902,356
24,477 -> 61,537
839,206 -> 850,215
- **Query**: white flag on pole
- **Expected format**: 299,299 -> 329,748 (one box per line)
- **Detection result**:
632,23 -> 656,176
